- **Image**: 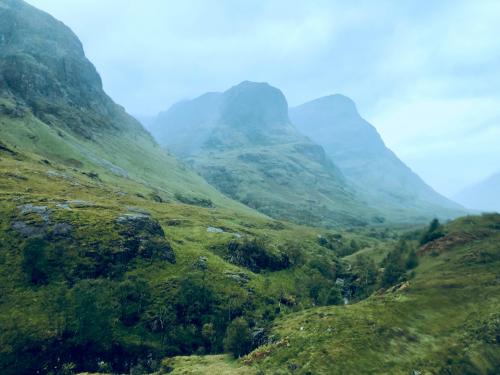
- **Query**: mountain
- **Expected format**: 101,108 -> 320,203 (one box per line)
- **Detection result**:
0,0 -> 248,211
454,171 -> 500,212
0,2 -> 379,373
290,95 -> 465,222
151,81 -> 380,227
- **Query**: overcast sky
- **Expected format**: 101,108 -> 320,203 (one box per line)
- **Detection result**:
27,0 -> 500,197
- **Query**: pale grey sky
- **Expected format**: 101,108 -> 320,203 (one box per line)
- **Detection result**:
27,0 -> 500,197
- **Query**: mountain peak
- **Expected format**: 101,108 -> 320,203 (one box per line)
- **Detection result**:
298,94 -> 359,117
220,81 -> 290,127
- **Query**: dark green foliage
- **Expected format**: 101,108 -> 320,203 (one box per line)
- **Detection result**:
223,317 -> 253,358
380,240 -> 421,288
118,277 -> 150,326
176,278 -> 216,326
420,218 -> 445,245
319,286 -> 343,306
70,280 -> 117,351
381,241 -> 408,288
406,249 -> 419,270
351,254 -> 378,298
224,238 -> 290,272
174,193 -> 213,208
317,233 -> 364,257
381,258 -> 406,288
21,238 -> 49,285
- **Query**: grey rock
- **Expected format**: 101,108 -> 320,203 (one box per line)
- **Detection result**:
52,222 -> 73,237
207,226 -> 224,233
17,204 -> 51,222
117,213 -> 150,224
67,200 -> 94,208
224,270 -> 250,284
11,221 -> 45,237
126,206 -> 151,216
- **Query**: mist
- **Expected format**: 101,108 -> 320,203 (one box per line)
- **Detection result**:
27,0 -> 500,197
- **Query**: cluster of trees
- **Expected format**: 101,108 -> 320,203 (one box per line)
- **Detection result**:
317,233 -> 365,257
380,240 -> 419,288
222,238 -> 291,272
9,234 -> 348,374
420,218 -> 445,245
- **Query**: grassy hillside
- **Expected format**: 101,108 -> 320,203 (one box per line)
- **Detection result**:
0,145 -> 394,374
163,214 -> 500,374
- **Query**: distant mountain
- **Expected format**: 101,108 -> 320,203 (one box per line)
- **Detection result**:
151,81 -> 379,227
454,172 -> 500,212
290,95 -> 465,221
0,0 -> 247,211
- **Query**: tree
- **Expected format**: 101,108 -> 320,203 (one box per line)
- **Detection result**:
381,259 -> 405,288
202,323 -> 216,354
70,280 -> 116,353
21,238 -> 49,285
320,286 -> 343,306
352,254 -> 378,297
420,218 -> 444,245
117,277 -> 150,326
223,317 -> 252,358
406,249 -> 419,270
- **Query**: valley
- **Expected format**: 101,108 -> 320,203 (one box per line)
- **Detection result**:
0,1 -> 498,374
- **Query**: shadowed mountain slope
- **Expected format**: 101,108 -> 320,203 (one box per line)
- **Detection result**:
290,95 -> 466,222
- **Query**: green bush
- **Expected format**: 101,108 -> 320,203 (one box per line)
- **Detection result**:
223,317 -> 253,358
420,218 -> 445,245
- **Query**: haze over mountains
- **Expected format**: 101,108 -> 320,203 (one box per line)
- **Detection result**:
152,81 -> 373,227
454,171 -> 500,212
150,83 -> 465,225
1,1 -> 500,374
290,95 -> 464,220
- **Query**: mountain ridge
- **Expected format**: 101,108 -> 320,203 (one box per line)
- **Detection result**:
151,81 -> 378,227
290,94 -> 465,221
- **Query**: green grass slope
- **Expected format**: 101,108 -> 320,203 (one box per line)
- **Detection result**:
237,213 -> 500,374
0,145 -> 391,374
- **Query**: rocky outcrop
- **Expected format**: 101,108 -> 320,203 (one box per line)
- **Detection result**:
116,213 -> 175,263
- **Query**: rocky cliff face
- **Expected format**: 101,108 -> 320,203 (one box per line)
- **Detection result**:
0,0 -> 125,137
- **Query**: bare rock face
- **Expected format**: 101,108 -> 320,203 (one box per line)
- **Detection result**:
0,0 -> 145,138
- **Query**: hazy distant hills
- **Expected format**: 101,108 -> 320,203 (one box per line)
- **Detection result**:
151,81 -> 378,227
454,171 -> 500,212
0,0 -> 246,210
290,95 -> 465,221
151,86 -> 465,224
